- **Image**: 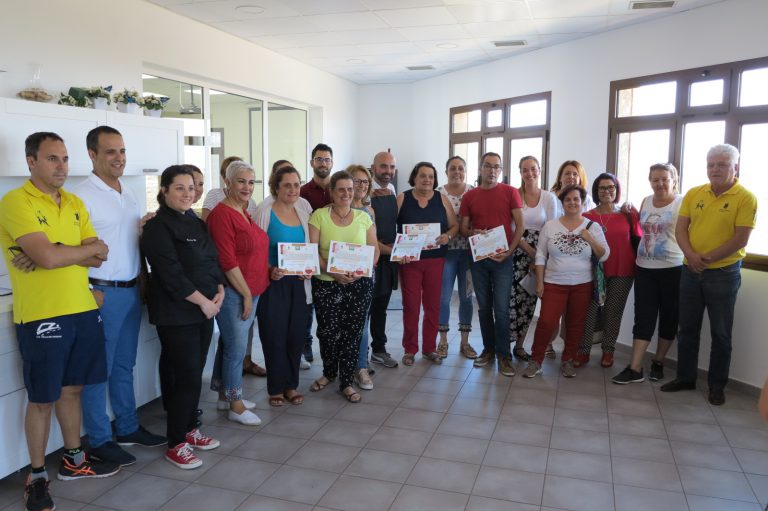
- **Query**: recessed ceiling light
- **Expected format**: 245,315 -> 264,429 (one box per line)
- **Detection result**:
630,1 -> 675,9
406,65 -> 435,71
493,40 -> 526,47
235,5 -> 265,15
347,58 -> 366,64
436,43 -> 458,49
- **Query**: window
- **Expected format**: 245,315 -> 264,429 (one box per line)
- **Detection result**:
607,57 -> 768,269
449,92 -> 550,188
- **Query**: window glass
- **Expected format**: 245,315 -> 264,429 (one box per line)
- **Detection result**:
453,142 -> 479,186
484,137 -> 504,182
487,109 -> 502,128
689,79 -> 724,107
680,121 -> 725,194
616,129 -> 671,207
508,100 -> 547,128
453,110 -> 481,133
268,102 -> 307,198
739,123 -> 768,256
739,67 -> 768,107
509,137 -> 543,188
617,81 -> 677,117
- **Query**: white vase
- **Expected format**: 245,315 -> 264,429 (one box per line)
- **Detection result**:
145,108 -> 162,118
117,102 -> 141,114
92,97 -> 108,110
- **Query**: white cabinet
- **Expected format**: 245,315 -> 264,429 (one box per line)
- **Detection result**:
0,97 -> 183,177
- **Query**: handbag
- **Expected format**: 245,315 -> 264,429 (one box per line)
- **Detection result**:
623,212 -> 641,254
586,221 -> 606,306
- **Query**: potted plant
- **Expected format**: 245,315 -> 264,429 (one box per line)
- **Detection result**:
58,92 -> 91,107
113,88 -> 141,114
67,86 -> 111,109
141,95 -> 169,117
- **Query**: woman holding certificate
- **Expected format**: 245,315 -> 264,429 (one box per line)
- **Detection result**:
207,161 -> 270,425
253,166 -> 311,406
396,162 -> 459,366
522,185 -> 609,379
309,171 -> 379,403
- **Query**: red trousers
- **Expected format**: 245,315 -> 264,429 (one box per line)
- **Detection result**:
531,282 -> 593,364
400,258 -> 445,355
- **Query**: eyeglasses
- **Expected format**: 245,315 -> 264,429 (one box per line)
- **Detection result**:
313,157 -> 332,164
598,185 -> 616,192
353,179 -> 369,186
481,163 -> 502,171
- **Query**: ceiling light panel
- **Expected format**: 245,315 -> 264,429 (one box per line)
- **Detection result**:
374,7 -> 458,27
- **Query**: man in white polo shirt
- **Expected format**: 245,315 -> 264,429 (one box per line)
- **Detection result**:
75,126 -> 165,467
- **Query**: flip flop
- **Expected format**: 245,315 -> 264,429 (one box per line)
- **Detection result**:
268,395 -> 284,407
310,377 -> 332,392
284,391 -> 304,405
342,386 -> 361,403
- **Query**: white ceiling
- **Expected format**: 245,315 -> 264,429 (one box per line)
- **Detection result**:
147,0 -> 724,84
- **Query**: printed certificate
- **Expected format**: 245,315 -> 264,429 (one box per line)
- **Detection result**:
391,233 -> 425,262
403,223 -> 441,250
277,243 -> 320,276
469,225 -> 509,262
327,241 -> 375,277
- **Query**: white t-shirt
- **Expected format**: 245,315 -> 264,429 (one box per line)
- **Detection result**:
202,187 -> 258,218
371,179 -> 396,193
521,189 -> 559,232
73,173 -> 141,281
536,218 -> 610,285
636,194 -> 684,269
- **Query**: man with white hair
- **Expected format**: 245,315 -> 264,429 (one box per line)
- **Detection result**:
660,143 -> 757,406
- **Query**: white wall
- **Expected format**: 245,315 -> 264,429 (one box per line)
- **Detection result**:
0,0 -> 358,168
356,0 -> 768,388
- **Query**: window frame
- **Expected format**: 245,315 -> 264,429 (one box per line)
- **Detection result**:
606,56 -> 768,271
449,91 -> 551,188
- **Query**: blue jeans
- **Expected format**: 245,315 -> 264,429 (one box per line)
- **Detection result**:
439,249 -> 474,331
211,287 -> 259,401
676,262 -> 741,390
357,314 -> 370,370
81,286 -> 141,447
470,256 -> 514,356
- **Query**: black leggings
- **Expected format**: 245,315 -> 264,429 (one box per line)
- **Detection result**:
632,265 -> 682,341
156,319 -> 213,448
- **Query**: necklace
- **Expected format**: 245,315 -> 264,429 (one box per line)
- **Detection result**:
596,206 -> 616,233
331,205 -> 352,221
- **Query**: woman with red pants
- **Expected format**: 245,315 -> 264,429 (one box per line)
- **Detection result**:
396,162 -> 459,366
522,185 -> 609,378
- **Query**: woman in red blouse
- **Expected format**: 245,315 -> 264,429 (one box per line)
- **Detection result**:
207,161 -> 270,425
575,173 -> 642,368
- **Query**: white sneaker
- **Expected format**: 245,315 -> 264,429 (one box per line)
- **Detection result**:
354,368 -> 374,390
300,356 -> 311,370
227,409 -> 262,426
217,399 -> 256,411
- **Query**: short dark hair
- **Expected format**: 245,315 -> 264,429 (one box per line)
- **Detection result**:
558,185 -> 587,203
312,143 -> 333,158
480,152 -> 501,165
408,162 -> 438,189
157,165 -> 194,207
329,170 -> 353,191
25,132 -> 64,158
86,126 -> 122,153
269,166 -> 301,197
271,159 -> 293,174
445,155 -> 466,169
592,172 -> 621,204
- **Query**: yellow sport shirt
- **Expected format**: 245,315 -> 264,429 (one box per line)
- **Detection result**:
679,178 -> 757,269
0,180 -> 98,323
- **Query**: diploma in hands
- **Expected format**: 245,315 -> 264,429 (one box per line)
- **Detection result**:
327,241 -> 375,277
391,233 -> 425,262
277,243 -> 320,276
403,223 -> 441,250
469,225 -> 509,262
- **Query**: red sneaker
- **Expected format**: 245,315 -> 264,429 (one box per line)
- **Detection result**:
573,352 -> 590,368
185,429 -> 220,450
165,442 -> 202,470
601,351 -> 614,368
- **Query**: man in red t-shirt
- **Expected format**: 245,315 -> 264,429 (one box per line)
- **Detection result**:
459,152 -> 523,377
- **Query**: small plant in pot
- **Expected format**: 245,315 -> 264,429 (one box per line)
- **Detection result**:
141,95 -> 169,117
67,86 -> 112,109
114,88 -> 141,114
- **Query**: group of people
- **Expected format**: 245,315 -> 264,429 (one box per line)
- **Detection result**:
0,127 -> 757,511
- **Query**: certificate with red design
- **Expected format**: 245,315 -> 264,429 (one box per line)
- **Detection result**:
391,233 -> 425,262
469,225 -> 509,262
327,241 -> 375,277
277,243 -> 320,276
403,223 -> 441,250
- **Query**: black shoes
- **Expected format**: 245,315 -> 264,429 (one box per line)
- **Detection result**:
708,388 -> 726,406
58,453 -> 120,480
116,425 -> 166,447
24,477 -> 53,511
649,360 -> 664,381
89,441 -> 136,467
659,378 -> 696,392
612,366 -> 645,385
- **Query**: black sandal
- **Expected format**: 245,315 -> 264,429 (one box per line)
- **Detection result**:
513,347 -> 531,361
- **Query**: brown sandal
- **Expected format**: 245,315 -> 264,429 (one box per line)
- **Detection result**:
402,353 -> 415,366
243,361 -> 267,377
284,390 -> 304,405
310,377 -> 332,392
459,343 -> 478,359
342,386 -> 361,403
436,342 -> 449,359
268,395 -> 284,407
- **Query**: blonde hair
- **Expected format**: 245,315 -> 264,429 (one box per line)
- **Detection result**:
551,160 -> 588,194
346,164 -> 373,205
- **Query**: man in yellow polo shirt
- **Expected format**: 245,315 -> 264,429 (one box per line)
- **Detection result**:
661,143 -> 757,406
0,132 -> 120,511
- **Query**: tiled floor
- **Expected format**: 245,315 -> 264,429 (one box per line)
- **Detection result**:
2,296 -> 767,511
